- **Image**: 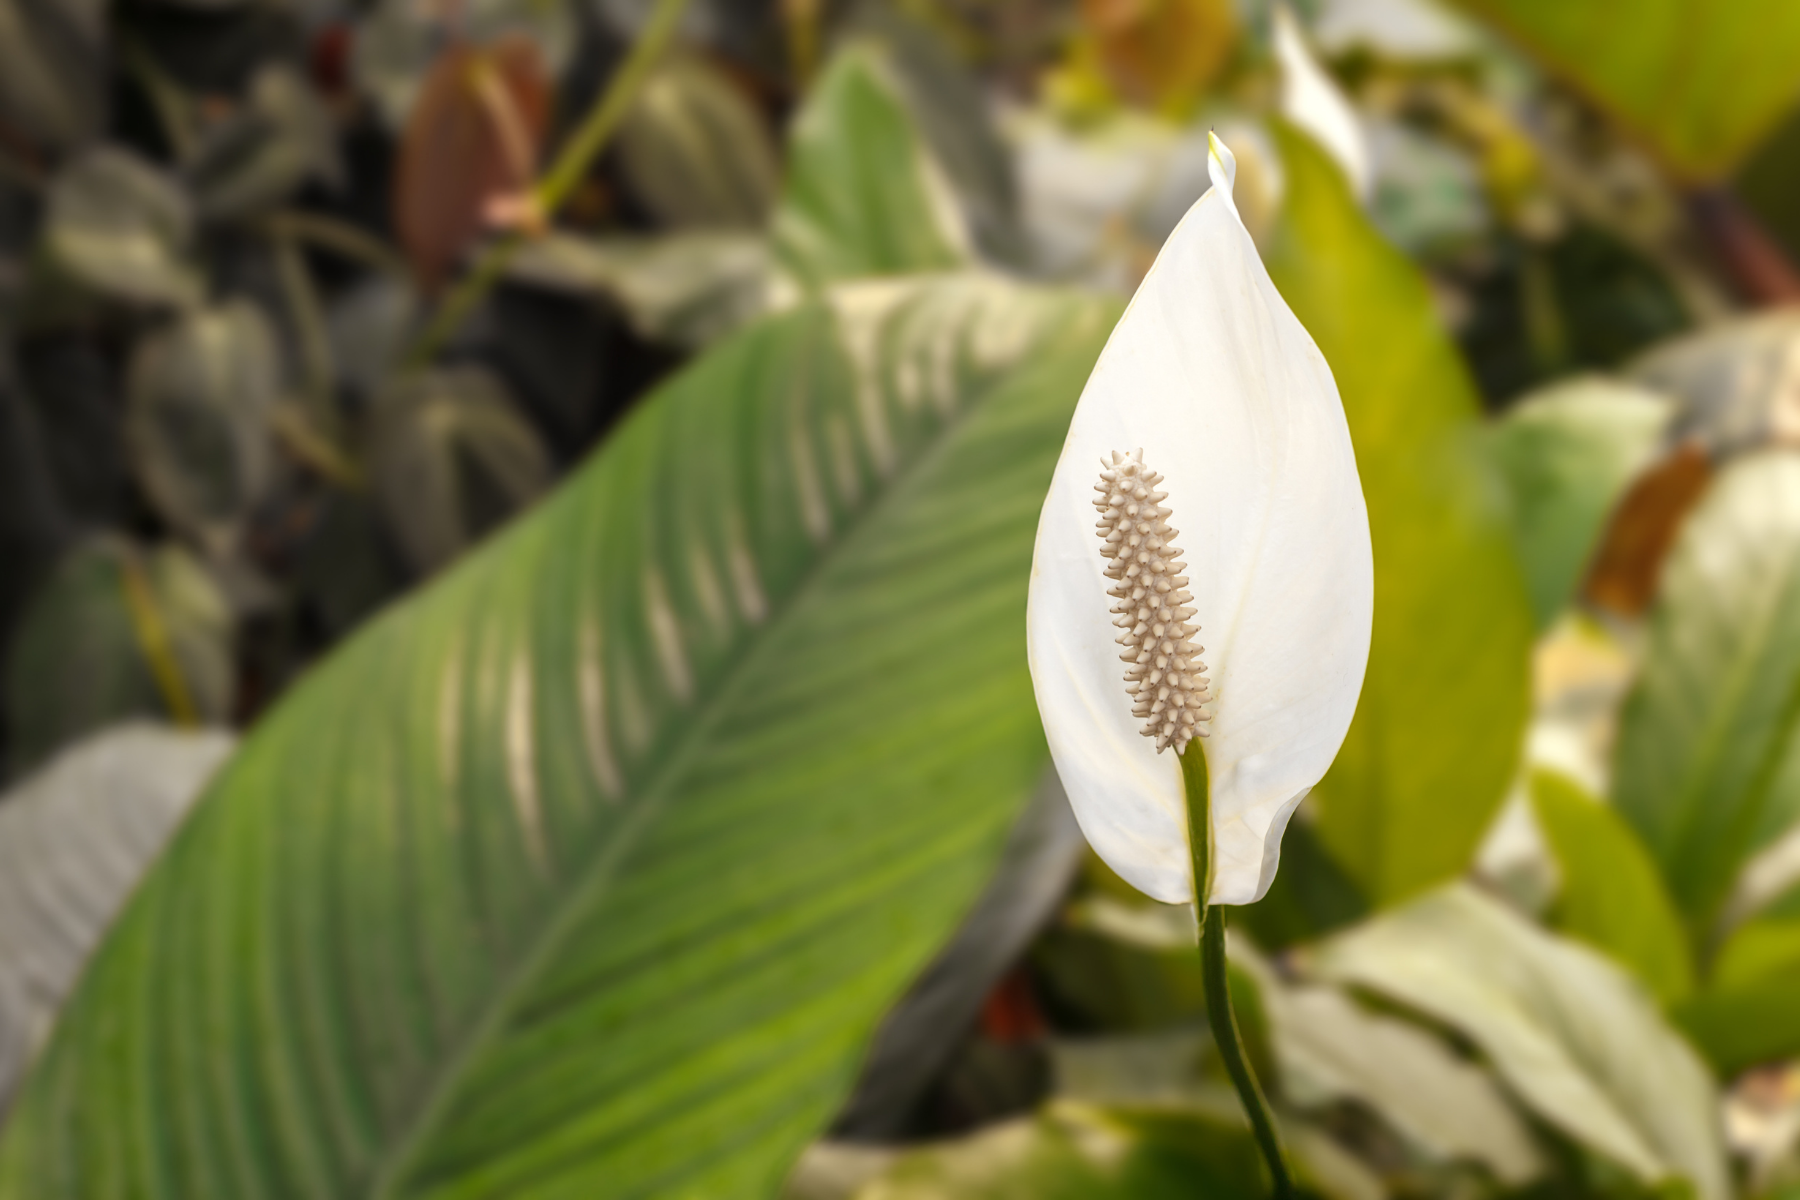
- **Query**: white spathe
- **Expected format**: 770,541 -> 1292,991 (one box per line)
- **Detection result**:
1026,133 -> 1373,906
1275,5 -> 1373,202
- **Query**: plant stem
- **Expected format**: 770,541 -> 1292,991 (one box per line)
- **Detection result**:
1203,905 -> 1293,1197
399,0 -> 690,370
119,550 -> 198,728
1180,747 -> 1294,1199
264,210 -> 411,278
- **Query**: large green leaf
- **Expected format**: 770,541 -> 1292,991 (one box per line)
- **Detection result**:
1262,123 -> 1533,907
1443,0 -> 1800,180
1676,885 -> 1800,1075
1530,770 -> 1694,1005
1486,378 -> 1670,630
0,275 -> 1116,1198
1612,451 -> 1800,935
1259,978 -> 1541,1182
0,723 -> 233,1111
772,44 -> 970,288
1311,884 -> 1728,1200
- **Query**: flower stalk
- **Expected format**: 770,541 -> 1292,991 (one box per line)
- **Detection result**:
1184,748 -> 1293,1198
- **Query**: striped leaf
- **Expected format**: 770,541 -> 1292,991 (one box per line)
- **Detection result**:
0,274 -> 1116,1198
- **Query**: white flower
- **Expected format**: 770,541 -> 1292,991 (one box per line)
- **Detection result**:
1274,5 -> 1372,202
1026,133 -> 1373,906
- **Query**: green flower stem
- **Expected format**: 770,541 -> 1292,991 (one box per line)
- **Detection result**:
1180,748 -> 1294,1199
400,0 -> 691,371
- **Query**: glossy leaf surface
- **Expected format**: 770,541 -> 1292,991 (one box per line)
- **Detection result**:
0,724 -> 233,1111
1444,0 -> 1800,180
42,148 -> 202,311
1262,979 -> 1540,1182
1487,377 -> 1669,630
1530,770 -> 1694,1005
1612,451 -> 1800,934
125,300 -> 281,550
1676,886 -> 1800,1075
1262,124 -> 1533,907
614,53 -> 781,230
367,366 -> 552,575
1312,884 -> 1728,1200
0,275 -> 1114,1198
772,44 -> 969,288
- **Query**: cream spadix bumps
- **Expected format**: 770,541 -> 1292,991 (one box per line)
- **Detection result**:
1026,132 -> 1373,907
1095,450 -> 1212,754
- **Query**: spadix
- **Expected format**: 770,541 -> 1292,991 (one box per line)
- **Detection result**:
1026,132 -> 1373,907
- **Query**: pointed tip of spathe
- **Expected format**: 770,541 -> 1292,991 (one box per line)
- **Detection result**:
1206,131 -> 1238,199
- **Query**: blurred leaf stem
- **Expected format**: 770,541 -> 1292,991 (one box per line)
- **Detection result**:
273,231 -> 338,423
118,552 -> 198,728
400,0 -> 691,370
782,0 -> 821,88
121,39 -> 196,162
263,210 -> 410,278
1183,749 -> 1293,1197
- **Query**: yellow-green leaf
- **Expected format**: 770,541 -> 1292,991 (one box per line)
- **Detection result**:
1444,0 -> 1800,180
773,44 -> 969,288
1531,770 -> 1695,1005
1262,121 -> 1533,908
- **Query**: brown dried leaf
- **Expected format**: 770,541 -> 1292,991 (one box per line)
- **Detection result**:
393,34 -> 549,291
1583,443 -> 1714,618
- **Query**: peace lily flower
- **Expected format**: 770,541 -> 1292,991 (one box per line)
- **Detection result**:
1026,132 -> 1373,909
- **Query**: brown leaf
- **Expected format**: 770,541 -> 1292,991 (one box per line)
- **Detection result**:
393,35 -> 550,291
1079,0 -> 1238,115
1583,442 -> 1714,618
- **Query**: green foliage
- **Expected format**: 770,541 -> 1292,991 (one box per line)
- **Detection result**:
0,0 -> 104,154
855,1100 -> 1267,1200
4,538 -> 232,776
1613,452 -> 1800,936
614,53 -> 782,231
366,367 -> 553,575
505,231 -> 775,350
126,301 -> 281,551
0,276 -> 1115,1198
8,4 -> 1800,1195
1444,0 -> 1800,180
183,65 -> 343,224
1531,770 -> 1695,1005
1262,123 -> 1534,909
1487,379 -> 1670,630
1032,895 -> 1206,1032
1676,886 -> 1800,1075
773,44 -> 969,288
38,148 -> 203,313
0,724 -> 234,1107
1313,884 -> 1729,1200
1258,978 -> 1541,1184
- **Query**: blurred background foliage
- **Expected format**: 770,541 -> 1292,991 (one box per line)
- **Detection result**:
2,0 -> 1800,1196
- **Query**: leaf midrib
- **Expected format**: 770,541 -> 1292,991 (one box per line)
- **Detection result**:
369,302 -> 1049,1197
1658,543 -> 1800,920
